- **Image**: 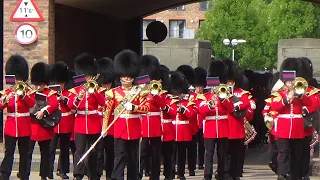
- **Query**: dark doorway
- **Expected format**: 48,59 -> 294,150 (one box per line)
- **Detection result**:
0,0 -> 4,142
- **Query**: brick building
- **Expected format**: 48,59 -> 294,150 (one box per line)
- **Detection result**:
143,1 -> 212,39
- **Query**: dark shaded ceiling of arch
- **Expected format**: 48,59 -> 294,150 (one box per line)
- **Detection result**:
55,0 -> 319,20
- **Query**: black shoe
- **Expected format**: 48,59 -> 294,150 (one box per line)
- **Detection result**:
73,176 -> 82,180
189,170 -> 195,176
17,172 -> 21,179
179,176 -> 186,180
41,177 -> 48,180
0,173 -> 9,180
302,176 -> 310,180
198,165 -> 204,170
47,173 -> 54,179
269,163 -> 278,174
277,175 -> 286,180
145,172 -> 151,177
58,173 -> 69,179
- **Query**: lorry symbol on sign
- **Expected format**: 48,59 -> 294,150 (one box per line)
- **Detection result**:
10,0 -> 44,22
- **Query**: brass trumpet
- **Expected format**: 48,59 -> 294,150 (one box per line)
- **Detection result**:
140,80 -> 162,96
292,77 -> 308,96
213,84 -> 230,99
83,74 -> 100,94
13,81 -> 28,96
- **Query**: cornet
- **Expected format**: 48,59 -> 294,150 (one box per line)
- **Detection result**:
14,81 -> 28,96
292,77 -> 308,96
213,84 -> 230,99
83,74 -> 100,94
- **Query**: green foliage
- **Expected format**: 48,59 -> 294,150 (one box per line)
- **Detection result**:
196,0 -> 320,70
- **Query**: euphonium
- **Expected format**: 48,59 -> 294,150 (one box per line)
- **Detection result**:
214,84 -> 230,99
14,81 -> 28,96
292,77 -> 308,96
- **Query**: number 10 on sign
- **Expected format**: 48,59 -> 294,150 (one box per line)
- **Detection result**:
14,23 -> 38,45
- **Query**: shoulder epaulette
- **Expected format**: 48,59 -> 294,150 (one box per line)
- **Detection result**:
265,98 -> 271,103
241,90 -> 250,96
98,87 -> 107,93
248,95 -> 253,99
27,89 -> 36,96
186,101 -> 195,107
308,87 -> 319,97
105,88 -> 115,99
271,92 -> 281,97
68,88 -> 77,95
48,90 -> 57,97
158,90 -> 168,95
272,95 -> 282,102
169,99 -> 179,105
196,93 -> 206,101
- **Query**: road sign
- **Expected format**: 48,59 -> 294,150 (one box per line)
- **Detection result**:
14,23 -> 38,45
10,0 -> 44,22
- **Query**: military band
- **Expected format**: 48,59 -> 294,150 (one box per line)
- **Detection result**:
0,51 -> 319,180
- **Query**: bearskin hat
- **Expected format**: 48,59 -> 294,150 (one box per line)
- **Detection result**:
207,60 -> 228,84
268,72 -> 281,91
298,57 -> 313,82
223,60 -> 244,87
156,66 -> 171,90
74,53 -> 97,76
50,61 -> 69,83
5,55 -> 29,81
176,65 -> 196,86
194,67 -> 207,87
114,49 -> 139,78
31,62 -> 51,85
280,57 -> 307,81
65,70 -> 76,89
160,64 -> 170,71
96,57 -> 114,85
138,54 -> 160,80
169,71 -> 189,95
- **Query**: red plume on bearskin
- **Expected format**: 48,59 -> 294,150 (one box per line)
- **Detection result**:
31,62 -> 51,85
96,57 -> 114,85
138,54 -> 160,80
74,53 -> 97,76
169,71 -> 189,95
5,55 -> 29,81
194,67 -> 207,87
50,61 -> 69,83
177,65 -> 196,86
114,49 -> 139,78
207,60 -> 228,84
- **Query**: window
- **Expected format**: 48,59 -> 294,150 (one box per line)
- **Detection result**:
169,5 -> 185,11
199,20 -> 205,28
169,20 -> 186,38
142,20 -> 156,39
199,1 -> 213,11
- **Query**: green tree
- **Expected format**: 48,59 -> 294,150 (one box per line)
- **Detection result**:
196,0 -> 320,70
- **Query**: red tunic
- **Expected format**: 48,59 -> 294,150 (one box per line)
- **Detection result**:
68,86 -> 106,134
269,90 -> 311,139
31,88 -> 59,141
54,89 -> 75,134
164,96 -> 196,142
245,96 -> 255,121
106,86 -> 150,140
188,91 -> 199,135
0,89 -> 35,137
303,86 -> 320,137
141,94 -> 162,137
198,93 -> 234,138
228,88 -> 250,139
98,87 -> 114,136
195,94 -> 206,129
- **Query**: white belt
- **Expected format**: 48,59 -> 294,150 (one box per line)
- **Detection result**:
62,111 -> 72,117
7,113 -> 29,117
277,114 -> 303,118
162,119 -> 172,123
119,114 -> 140,118
77,110 -> 98,115
141,112 -> 161,116
206,115 -> 228,120
172,120 -> 189,125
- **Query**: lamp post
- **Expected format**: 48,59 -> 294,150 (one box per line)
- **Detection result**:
223,39 -> 246,61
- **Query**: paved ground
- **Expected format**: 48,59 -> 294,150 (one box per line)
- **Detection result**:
1,143 -> 320,179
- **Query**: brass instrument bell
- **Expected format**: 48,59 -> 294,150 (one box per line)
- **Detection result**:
14,81 -> 27,96
292,77 -> 308,96
214,84 -> 230,99
84,74 -> 100,94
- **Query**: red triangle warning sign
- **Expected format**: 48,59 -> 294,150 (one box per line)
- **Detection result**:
10,0 -> 44,22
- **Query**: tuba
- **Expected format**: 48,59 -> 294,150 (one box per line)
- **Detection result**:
292,77 -> 308,96
244,119 -> 257,145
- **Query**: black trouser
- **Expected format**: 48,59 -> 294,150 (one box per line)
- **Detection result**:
171,143 -> 177,175
204,138 -> 228,179
301,135 -> 312,177
187,135 -> 197,172
111,138 -> 139,180
144,144 -> 151,175
73,133 -> 100,179
228,138 -> 245,178
0,135 -> 30,179
139,137 -> 161,180
197,130 -> 205,168
97,135 -> 114,178
162,141 -> 174,178
27,139 -> 51,178
49,133 -> 71,175
176,141 -> 189,178
57,140 -> 76,173
277,138 -> 303,180
269,134 -> 278,166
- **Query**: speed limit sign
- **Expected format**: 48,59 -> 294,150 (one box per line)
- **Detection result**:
14,23 -> 38,45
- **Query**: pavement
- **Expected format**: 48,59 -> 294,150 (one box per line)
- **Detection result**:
1,143 -> 320,179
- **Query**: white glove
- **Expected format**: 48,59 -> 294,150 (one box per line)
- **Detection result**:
124,102 -> 133,111
250,103 -> 256,110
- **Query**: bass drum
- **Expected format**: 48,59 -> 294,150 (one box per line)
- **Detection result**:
30,99 -> 61,129
244,120 -> 257,145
